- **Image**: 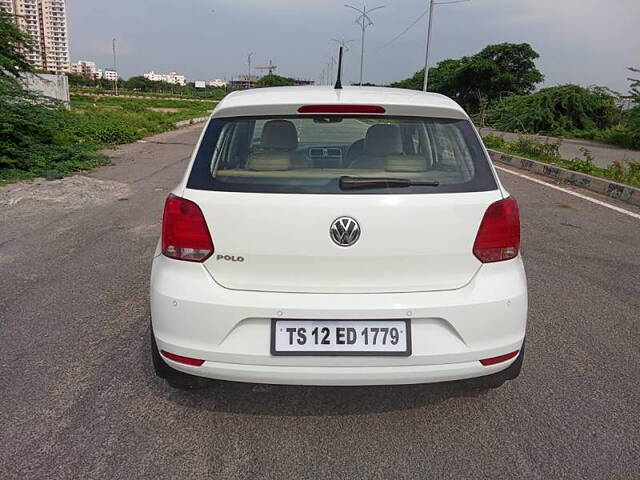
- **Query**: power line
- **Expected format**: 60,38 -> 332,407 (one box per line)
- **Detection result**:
378,7 -> 429,50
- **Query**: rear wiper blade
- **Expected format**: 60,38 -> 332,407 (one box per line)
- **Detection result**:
339,176 -> 440,190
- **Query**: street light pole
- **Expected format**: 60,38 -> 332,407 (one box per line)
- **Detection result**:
422,0 -> 434,92
359,14 -> 365,86
422,0 -> 470,91
112,38 -> 118,96
344,3 -> 385,86
247,52 -> 253,89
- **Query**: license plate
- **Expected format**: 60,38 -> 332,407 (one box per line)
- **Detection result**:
271,319 -> 411,356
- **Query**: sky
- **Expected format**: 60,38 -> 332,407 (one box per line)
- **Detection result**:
68,0 -> 640,93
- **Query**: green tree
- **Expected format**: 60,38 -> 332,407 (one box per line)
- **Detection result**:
391,43 -> 544,113
256,74 -> 295,87
628,67 -> 640,101
0,9 -> 33,83
124,75 -> 160,91
67,73 -> 97,87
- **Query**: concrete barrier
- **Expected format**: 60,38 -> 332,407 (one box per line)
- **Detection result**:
174,116 -> 209,128
488,149 -> 640,207
21,73 -> 70,108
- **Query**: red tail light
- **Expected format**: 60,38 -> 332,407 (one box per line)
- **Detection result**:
162,194 -> 214,262
473,197 -> 520,263
480,350 -> 519,366
297,104 -> 386,114
160,350 -> 205,367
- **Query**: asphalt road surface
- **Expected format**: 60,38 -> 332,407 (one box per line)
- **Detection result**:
478,126 -> 640,168
1,125 -> 638,479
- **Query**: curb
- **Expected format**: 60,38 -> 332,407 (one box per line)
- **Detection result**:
488,149 -> 640,207
174,116 -> 209,128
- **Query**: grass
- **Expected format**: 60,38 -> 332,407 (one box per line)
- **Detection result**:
0,95 -> 212,186
68,95 -> 213,142
482,134 -> 640,188
70,86 -> 225,102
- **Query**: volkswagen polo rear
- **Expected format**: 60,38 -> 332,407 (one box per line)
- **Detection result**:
150,86 -> 527,388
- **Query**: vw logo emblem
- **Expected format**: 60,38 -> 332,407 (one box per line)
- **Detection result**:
330,217 -> 361,247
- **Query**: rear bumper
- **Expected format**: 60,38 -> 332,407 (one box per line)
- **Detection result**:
159,355 -> 522,386
150,255 -> 527,386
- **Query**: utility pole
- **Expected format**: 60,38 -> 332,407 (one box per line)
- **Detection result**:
344,2 -> 385,86
112,38 -> 118,95
247,52 -> 253,89
422,0 -> 434,92
422,0 -> 470,91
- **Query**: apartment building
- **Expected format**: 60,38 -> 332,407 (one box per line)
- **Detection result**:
0,0 -> 70,73
144,71 -> 187,86
103,69 -> 119,82
71,60 -> 103,80
209,79 -> 228,88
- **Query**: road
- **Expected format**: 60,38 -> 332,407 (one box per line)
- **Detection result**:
1,125 -> 638,479
478,126 -> 640,168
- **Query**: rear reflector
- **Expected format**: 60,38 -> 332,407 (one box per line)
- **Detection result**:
473,197 -> 520,263
160,350 -> 205,367
297,104 -> 386,114
162,194 -> 214,262
480,350 -> 519,366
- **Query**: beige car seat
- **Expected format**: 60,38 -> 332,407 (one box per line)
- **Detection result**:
247,120 -> 311,170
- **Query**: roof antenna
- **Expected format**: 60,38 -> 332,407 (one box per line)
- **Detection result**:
334,46 -> 344,89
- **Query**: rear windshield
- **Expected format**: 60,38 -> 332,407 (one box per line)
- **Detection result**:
187,116 -> 497,194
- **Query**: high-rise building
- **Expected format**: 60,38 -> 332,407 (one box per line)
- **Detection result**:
0,0 -> 70,73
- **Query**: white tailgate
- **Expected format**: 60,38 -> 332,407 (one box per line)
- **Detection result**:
185,189 -> 502,294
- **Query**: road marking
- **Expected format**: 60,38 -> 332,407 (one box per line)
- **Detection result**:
494,165 -> 640,220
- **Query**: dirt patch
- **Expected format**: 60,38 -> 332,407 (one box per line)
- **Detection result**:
555,203 -> 577,209
0,175 -> 131,210
147,107 -> 181,113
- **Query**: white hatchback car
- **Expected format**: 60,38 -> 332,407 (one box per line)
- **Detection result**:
150,86 -> 527,389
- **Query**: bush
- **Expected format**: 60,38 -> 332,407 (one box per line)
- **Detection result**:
0,87 -> 213,184
0,82 -> 105,182
573,106 -> 640,150
565,148 -> 595,174
482,133 -> 640,187
486,85 -> 622,135
510,136 -> 562,161
481,134 -> 506,150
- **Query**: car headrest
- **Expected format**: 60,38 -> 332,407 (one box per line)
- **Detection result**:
364,124 -> 403,156
261,120 -> 298,151
247,153 -> 292,171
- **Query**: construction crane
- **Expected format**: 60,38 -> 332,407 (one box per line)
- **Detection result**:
256,60 -> 278,76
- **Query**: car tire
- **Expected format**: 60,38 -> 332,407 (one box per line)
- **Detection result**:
467,342 -> 525,390
150,324 -> 209,390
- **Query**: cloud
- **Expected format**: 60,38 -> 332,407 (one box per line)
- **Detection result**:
67,0 -> 640,92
